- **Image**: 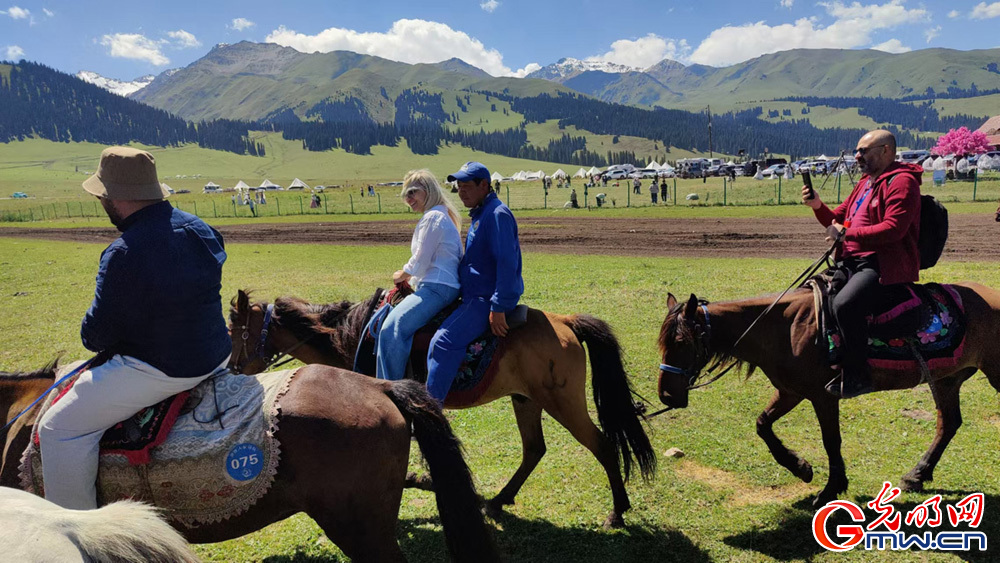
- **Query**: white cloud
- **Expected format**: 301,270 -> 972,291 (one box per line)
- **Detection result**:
167,29 -> 201,48
4,6 -> 28,19
511,62 -> 541,78
924,25 -> 940,43
948,9 -> 960,18
589,34 -> 691,69
42,8 -> 53,17
971,2 -> 1000,19
480,0 -> 500,13
871,38 -> 910,53
230,17 -> 255,31
99,33 -> 170,66
5,45 -> 24,59
689,1 -> 929,66
780,0 -> 795,7
266,19 -> 524,76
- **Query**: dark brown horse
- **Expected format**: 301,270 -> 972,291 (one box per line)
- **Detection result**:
229,289 -> 655,529
995,199 -> 1000,222
1,361 -> 497,562
657,287 -> 1000,507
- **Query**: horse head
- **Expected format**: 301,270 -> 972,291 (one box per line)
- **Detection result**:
658,293 -> 713,409
995,199 -> 1000,222
228,289 -> 274,375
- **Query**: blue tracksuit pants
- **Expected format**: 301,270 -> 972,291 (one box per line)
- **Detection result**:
425,297 -> 492,404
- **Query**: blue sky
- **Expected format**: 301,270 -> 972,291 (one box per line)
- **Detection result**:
3,0 -> 1000,80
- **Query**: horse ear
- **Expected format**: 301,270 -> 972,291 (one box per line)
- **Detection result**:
684,294 -> 699,322
667,293 -> 677,309
237,289 -> 249,311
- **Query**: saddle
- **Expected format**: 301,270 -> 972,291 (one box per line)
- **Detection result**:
803,270 -> 967,375
354,285 -> 528,407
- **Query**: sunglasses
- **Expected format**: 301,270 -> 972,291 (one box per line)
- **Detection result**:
854,144 -> 887,156
402,187 -> 422,199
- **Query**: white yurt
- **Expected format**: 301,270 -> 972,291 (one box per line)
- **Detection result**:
288,178 -> 310,190
552,169 -> 567,178
587,166 -> 602,176
490,171 -> 504,182
646,160 -> 661,169
573,167 -> 588,178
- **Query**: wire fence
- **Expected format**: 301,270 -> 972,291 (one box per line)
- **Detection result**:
3,173 -> 999,223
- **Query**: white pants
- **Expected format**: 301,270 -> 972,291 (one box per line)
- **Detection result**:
39,354 -> 229,510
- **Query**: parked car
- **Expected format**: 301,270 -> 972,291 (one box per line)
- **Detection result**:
11,192 -> 28,198
897,150 -> 931,164
637,168 -> 659,179
603,169 -> 629,180
761,164 -> 788,177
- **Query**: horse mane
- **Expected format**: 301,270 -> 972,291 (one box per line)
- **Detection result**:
0,358 -> 59,381
659,300 -> 756,379
272,294 -> 377,360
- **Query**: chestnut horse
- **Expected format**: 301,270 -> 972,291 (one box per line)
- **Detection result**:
1,362 -> 497,562
229,290 -> 655,529
657,288 -> 1000,507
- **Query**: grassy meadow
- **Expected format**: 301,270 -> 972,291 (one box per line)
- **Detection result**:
2,236 -> 999,562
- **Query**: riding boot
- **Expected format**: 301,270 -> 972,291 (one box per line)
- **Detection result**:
825,360 -> 873,399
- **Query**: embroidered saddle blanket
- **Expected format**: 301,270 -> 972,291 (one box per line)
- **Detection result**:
804,275 -> 966,372
20,362 -> 296,528
354,286 -> 527,407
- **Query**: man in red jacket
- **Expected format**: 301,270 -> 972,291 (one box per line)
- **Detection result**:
802,130 -> 922,398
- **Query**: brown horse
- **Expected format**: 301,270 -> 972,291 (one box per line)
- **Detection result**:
1,361 -> 497,562
229,289 -> 655,529
995,199 -> 1000,222
657,287 -> 1000,507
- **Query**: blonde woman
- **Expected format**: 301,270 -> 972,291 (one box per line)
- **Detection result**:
377,169 -> 463,382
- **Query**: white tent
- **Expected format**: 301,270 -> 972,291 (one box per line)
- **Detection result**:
536,170 -> 545,178
979,154 -> 996,170
203,181 -> 220,189
646,160 -> 661,169
552,169 -> 567,178
933,157 -> 947,171
490,171 -> 504,181
587,166 -> 602,176
524,171 -> 544,181
233,180 -> 251,191
573,168 -> 588,178
259,179 -> 282,189
288,178 -> 310,190
921,157 -> 935,171
956,158 -> 970,174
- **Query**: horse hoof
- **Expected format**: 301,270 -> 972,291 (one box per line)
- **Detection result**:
484,498 -> 509,520
603,512 -> 626,530
795,460 -> 814,483
900,475 -> 924,492
404,472 -> 434,491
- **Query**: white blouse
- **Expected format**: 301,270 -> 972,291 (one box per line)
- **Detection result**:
402,205 -> 462,289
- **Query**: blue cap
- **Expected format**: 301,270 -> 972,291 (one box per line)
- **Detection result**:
447,161 -> 491,183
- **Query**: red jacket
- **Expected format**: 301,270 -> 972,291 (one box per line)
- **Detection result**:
813,162 -> 922,285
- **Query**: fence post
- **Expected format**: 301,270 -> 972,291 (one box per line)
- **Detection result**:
377,193 -> 382,214
972,170 -> 978,201
350,195 -> 355,214
673,178 -> 678,205
66,202 -> 72,217
777,176 -> 782,205
194,201 -> 198,216
723,176 -> 727,206
213,200 -> 217,218
836,174 -> 842,203
324,196 -> 329,214
506,186 -> 510,207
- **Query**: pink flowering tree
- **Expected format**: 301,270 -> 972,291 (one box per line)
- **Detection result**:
931,127 -> 992,157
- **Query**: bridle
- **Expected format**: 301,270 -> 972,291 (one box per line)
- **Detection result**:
659,303 -> 714,389
231,303 -> 311,373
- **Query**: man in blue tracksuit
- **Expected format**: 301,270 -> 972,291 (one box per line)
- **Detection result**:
426,162 -> 523,404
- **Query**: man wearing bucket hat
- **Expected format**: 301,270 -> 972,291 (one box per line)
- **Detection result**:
425,161 -> 523,404
38,147 -> 231,510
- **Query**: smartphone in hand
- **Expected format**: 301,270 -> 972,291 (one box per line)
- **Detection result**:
802,171 -> 815,199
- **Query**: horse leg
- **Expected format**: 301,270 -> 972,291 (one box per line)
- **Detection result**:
308,507 -> 406,563
756,389 -> 812,483
485,396 -> 545,518
542,396 -> 630,530
811,396 -> 848,507
901,368 -> 974,492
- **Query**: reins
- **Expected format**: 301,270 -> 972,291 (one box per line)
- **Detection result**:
646,238 -> 840,420
1,356 -> 95,433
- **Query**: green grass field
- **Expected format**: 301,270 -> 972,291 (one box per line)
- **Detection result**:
2,236 -> 998,562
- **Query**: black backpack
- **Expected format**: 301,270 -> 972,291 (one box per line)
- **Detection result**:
918,194 -> 948,269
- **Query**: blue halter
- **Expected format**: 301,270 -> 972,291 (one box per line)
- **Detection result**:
659,304 -> 711,386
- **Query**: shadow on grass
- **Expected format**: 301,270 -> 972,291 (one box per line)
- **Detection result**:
725,491 -> 997,561
397,512 -> 711,563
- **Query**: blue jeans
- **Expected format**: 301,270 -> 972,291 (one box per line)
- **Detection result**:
376,282 -> 459,382
426,297 -> 492,404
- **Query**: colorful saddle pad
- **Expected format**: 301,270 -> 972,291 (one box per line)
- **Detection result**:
20,362 -> 297,528
815,282 -> 967,372
354,288 -> 508,407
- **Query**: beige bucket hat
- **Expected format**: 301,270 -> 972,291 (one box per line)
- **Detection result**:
82,147 -> 170,200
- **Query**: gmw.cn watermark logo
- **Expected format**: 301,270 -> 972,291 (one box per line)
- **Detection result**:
813,481 -> 986,552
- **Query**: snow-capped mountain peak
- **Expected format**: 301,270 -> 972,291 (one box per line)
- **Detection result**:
526,57 -> 639,81
76,71 -> 157,97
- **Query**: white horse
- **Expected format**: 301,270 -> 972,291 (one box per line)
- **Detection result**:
0,487 -> 198,562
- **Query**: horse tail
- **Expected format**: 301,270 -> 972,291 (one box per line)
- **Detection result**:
384,380 -> 499,563
64,500 -> 198,562
569,314 -> 657,482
